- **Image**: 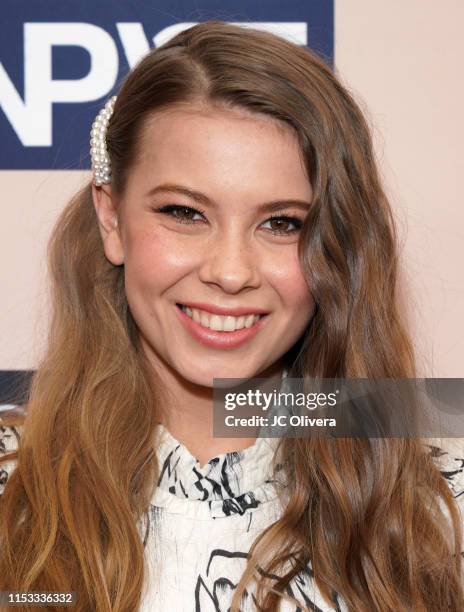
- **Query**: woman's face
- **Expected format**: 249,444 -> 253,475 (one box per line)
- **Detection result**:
94,104 -> 316,386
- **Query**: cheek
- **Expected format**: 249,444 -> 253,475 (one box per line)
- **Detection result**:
267,252 -> 314,312
123,229 -> 194,294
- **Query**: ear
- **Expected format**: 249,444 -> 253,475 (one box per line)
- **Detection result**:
92,183 -> 125,266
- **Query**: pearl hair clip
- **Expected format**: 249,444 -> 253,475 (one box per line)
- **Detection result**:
90,95 -> 117,186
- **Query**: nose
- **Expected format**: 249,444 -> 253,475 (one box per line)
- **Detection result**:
198,227 -> 260,294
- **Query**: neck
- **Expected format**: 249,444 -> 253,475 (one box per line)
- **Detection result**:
148,353 -> 285,466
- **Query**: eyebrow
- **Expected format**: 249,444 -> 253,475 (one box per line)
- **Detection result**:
145,183 -> 311,213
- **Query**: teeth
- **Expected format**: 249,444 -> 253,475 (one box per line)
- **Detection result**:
200,310 -> 209,327
180,306 -> 261,332
208,315 -> 220,331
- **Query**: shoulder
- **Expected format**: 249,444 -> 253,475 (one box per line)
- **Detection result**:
425,440 -> 464,554
2,424 -> 464,501
426,439 -> 464,502
0,413 -> 23,497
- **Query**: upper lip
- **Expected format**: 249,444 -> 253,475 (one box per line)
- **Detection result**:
178,302 -> 269,317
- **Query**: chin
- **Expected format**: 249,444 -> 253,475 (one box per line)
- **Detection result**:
183,364 -> 259,387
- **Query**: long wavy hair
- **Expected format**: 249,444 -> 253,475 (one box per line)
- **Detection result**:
1,21 -> 462,611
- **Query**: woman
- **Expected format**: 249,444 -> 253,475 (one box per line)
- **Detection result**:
1,20 -> 463,612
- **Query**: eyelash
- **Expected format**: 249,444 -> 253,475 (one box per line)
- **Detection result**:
153,204 -> 303,235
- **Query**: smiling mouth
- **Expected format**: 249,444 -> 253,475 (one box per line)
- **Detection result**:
176,303 -> 267,332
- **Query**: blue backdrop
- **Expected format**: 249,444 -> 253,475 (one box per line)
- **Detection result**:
0,0 -> 333,170
0,1 -> 333,407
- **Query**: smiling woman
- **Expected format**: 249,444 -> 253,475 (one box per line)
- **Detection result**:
93,105 -> 315,409
0,20 -> 463,612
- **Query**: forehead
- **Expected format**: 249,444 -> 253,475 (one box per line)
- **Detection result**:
125,103 -> 312,202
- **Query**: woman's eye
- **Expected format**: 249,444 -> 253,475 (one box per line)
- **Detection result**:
152,205 -> 303,235
261,215 -> 303,235
154,204 -> 206,224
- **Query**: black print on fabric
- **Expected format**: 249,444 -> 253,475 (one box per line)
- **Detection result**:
0,424 -> 20,494
220,491 -> 261,516
157,443 -> 267,511
2,426 -> 464,609
193,547 -> 339,612
155,439 -> 285,521
428,445 -> 464,497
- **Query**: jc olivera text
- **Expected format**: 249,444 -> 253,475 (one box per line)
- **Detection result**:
224,414 -> 337,427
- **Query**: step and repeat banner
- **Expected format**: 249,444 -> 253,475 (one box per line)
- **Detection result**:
1,1 -> 463,410
0,1 -> 333,407
0,1 -> 333,170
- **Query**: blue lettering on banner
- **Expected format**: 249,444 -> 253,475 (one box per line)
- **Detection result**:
0,1 -> 333,170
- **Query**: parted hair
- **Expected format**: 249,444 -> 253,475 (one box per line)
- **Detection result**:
1,21 -> 463,611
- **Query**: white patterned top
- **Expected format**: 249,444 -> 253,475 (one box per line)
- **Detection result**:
1,421 -> 464,611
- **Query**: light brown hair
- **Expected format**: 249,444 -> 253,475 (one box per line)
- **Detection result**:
1,21 -> 462,611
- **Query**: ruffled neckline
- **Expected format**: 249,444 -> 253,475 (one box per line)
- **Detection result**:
149,370 -> 289,519
151,422 -> 285,518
